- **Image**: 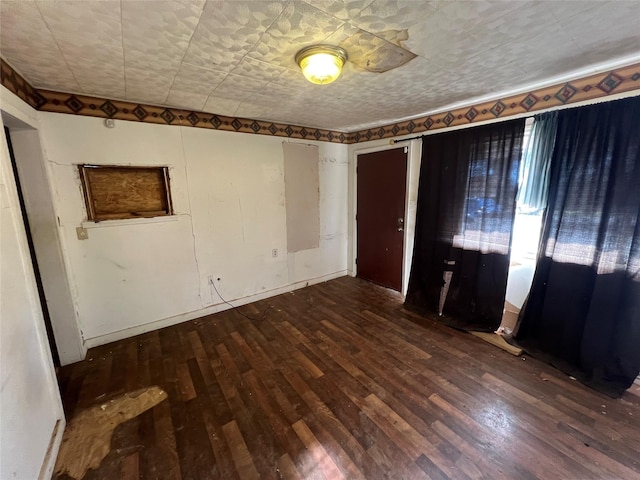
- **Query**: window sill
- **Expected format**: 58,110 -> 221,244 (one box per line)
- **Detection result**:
81,214 -> 182,229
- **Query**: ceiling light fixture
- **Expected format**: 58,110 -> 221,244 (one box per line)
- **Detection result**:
295,45 -> 347,85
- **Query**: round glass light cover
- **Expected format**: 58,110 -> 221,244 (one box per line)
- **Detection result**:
299,52 -> 344,85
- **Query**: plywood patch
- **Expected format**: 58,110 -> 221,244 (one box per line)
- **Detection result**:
54,386 -> 167,479
471,332 -> 523,356
79,165 -> 173,221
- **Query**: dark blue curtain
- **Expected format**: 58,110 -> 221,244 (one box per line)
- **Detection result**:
406,119 -> 524,331
515,96 -> 640,397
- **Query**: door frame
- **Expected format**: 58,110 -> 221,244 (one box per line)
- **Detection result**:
351,139 -> 422,296
5,127 -> 60,366
2,99 -> 86,366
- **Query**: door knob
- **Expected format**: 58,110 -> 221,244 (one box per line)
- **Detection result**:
397,217 -> 404,232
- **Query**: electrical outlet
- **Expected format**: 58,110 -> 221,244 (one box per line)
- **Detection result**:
76,226 -> 89,240
272,248 -> 278,258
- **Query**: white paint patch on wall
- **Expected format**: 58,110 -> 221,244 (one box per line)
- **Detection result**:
283,142 -> 320,253
37,113 -> 349,346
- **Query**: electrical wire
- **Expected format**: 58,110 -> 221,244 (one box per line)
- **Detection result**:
210,279 -> 272,322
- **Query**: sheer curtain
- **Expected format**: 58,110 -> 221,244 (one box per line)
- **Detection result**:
515,96 -> 640,397
517,112 -> 558,212
406,119 -> 525,331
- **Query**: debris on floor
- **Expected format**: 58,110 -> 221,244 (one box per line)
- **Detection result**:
54,386 -> 167,479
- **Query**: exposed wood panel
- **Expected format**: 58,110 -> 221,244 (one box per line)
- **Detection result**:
56,277 -> 640,479
79,165 -> 172,221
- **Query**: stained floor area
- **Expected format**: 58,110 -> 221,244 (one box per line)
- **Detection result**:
56,276 -> 640,479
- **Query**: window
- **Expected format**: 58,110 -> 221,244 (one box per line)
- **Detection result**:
79,165 -> 173,221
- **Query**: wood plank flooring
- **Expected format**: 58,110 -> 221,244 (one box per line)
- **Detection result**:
56,277 -> 640,479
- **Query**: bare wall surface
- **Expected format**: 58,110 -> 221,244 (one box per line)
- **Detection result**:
283,142 -> 320,253
37,113 -> 349,346
0,114 -> 64,480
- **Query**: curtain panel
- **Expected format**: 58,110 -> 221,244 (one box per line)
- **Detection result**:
406,119 -> 525,331
515,96 -> 640,397
517,111 -> 558,211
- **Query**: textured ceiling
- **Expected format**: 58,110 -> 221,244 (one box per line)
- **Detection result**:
1,0 -> 640,131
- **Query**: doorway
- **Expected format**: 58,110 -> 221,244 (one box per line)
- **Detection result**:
5,127 -> 60,366
356,147 -> 407,291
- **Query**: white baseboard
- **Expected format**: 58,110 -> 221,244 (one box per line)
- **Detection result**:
84,270 -> 347,348
38,417 -> 65,480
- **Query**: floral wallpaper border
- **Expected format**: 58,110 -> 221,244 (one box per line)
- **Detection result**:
2,58 -> 639,144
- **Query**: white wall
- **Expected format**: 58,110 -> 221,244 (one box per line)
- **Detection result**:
38,113 -> 349,346
0,91 -> 65,479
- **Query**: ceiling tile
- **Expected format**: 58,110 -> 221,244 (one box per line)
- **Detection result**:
339,29 -> 415,73
262,75 -> 310,97
347,0 -> 438,33
36,1 -> 126,97
166,89 -> 208,111
230,56 -> 288,82
1,0 -> 640,131
558,2 -> 640,64
321,21 -> 360,45
0,0 -> 81,91
210,73 -> 270,101
171,63 -> 228,95
436,0 -> 523,34
5,60 -> 82,94
202,95 -> 242,116
234,103 -> 276,121
122,0 -> 204,72
359,55 -> 431,90
480,3 -> 560,38
36,0 -> 122,48
302,0 -> 376,21
182,0 -> 285,71
61,42 -> 126,99
125,66 -> 175,104
247,1 -> 345,68
244,90 -> 292,110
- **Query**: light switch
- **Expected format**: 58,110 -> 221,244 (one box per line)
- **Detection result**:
76,226 -> 89,240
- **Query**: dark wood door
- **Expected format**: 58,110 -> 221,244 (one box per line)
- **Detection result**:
357,147 -> 407,291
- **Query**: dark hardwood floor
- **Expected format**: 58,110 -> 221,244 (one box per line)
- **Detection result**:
56,276 -> 640,479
